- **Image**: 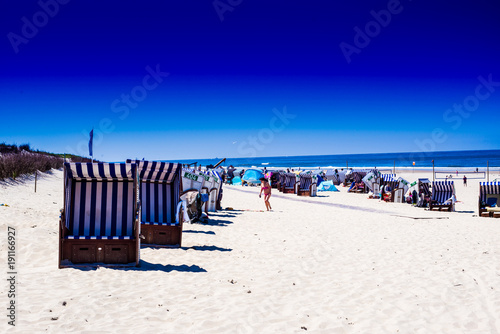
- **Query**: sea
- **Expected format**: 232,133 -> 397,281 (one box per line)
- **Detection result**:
175,149 -> 500,170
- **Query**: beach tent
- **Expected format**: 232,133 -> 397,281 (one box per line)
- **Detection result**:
242,169 -> 264,185
317,180 -> 339,192
59,162 -> 140,267
231,176 -> 242,185
128,160 -> 184,247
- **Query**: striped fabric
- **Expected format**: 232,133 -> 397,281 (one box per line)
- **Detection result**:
381,174 -> 396,182
130,160 -> 181,226
479,182 -> 500,202
127,160 -> 181,183
431,181 -> 455,204
420,182 -> 431,197
284,173 -> 297,187
67,236 -> 132,240
140,182 -> 178,225
380,174 -> 399,190
299,174 -> 312,190
64,163 -> 137,238
278,171 -> 286,186
65,162 -> 136,180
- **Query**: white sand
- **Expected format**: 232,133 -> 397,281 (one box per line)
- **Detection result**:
1,169 -> 500,333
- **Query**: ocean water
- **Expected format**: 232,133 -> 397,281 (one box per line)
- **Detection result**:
174,150 -> 500,170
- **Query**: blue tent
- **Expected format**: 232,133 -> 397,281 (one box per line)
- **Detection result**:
231,176 -> 242,185
318,180 -> 338,192
242,169 -> 264,184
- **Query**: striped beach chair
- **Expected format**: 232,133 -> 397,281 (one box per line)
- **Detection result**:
129,160 -> 183,247
211,170 -> 224,210
296,173 -> 317,197
283,172 -> 298,194
352,172 -> 368,193
418,179 -> 432,198
277,171 -> 286,192
478,182 -> 500,217
203,170 -> 220,212
429,181 -> 455,211
392,177 -> 410,203
59,163 -> 140,267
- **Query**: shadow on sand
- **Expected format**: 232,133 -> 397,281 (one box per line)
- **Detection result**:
62,260 -> 207,273
183,230 -> 216,235
182,245 -> 232,252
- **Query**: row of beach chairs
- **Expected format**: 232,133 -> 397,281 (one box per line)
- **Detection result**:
59,161 -> 224,268
275,171 -> 318,197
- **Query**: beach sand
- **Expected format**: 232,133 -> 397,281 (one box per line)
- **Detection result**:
1,169 -> 500,333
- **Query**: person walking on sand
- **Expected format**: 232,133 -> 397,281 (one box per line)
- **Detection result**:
259,177 -> 272,211
463,175 -> 467,187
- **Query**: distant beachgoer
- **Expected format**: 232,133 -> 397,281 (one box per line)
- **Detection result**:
259,178 -> 272,211
456,170 -> 458,176
382,185 -> 392,202
476,168 -> 479,172
463,175 -> 467,187
227,165 -> 235,184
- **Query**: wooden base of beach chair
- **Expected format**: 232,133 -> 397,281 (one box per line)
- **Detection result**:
283,188 -> 295,194
430,204 -> 452,212
297,190 -> 310,196
493,212 -> 500,218
141,224 -> 182,247
480,212 -> 491,217
60,239 -> 139,267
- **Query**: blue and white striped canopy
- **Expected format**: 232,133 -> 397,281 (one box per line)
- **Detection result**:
479,182 -> 500,202
65,162 -> 136,181
127,160 -> 181,183
431,181 -> 455,204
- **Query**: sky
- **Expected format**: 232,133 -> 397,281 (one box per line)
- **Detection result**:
1,0 -> 499,161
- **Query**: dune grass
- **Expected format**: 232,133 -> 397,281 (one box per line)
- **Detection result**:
0,143 -> 92,180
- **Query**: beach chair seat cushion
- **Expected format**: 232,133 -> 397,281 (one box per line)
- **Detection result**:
486,207 -> 500,213
65,236 -> 132,240
142,221 -> 179,226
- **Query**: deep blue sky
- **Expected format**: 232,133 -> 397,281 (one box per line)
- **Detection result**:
1,0 -> 499,161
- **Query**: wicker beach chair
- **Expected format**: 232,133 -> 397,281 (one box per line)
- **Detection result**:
353,172 -> 368,193
277,171 -> 286,192
204,170 -> 221,212
478,182 -> 500,217
128,160 -> 184,247
429,181 -> 455,211
283,172 -> 298,194
296,173 -> 317,197
211,170 -> 224,210
59,162 -> 140,267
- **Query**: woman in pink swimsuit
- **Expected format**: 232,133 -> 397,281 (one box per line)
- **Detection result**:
259,178 -> 272,211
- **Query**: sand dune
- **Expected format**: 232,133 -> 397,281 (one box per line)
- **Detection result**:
1,169 -> 500,333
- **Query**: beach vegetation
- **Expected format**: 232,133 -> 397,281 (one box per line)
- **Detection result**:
0,143 -> 92,180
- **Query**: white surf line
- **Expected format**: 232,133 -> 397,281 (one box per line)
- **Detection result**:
227,186 -> 397,215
